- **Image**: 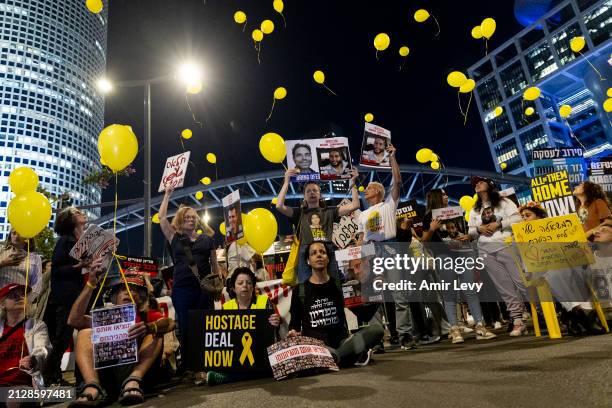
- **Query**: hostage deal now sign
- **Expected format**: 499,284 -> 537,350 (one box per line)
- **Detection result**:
187,310 -> 274,373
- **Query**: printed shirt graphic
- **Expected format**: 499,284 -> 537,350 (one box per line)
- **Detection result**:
358,193 -> 399,242
310,224 -> 327,241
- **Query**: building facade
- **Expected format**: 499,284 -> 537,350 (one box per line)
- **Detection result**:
0,0 -> 107,240
469,0 -> 611,179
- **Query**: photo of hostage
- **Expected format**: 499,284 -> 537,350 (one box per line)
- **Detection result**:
67,261 -> 175,407
291,143 -> 316,174
361,133 -> 390,167
481,207 -> 497,225
319,147 -> 351,178
225,204 -> 243,242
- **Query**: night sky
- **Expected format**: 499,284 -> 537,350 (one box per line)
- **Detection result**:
100,0 -> 526,255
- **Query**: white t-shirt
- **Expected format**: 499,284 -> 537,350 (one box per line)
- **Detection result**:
226,241 -> 255,275
358,194 -> 398,242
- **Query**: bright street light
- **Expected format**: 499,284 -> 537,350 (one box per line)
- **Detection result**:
177,62 -> 203,87
96,77 -> 113,94
202,211 -> 210,224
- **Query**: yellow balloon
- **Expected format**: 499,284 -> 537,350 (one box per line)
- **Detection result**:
206,152 -> 217,164
459,195 -> 474,211
523,86 -> 541,101
274,87 -> 287,100
447,71 -> 468,88
430,153 -> 438,162
195,191 -> 204,200
244,208 -> 278,253
525,107 -> 535,116
261,20 -> 275,35
234,11 -> 246,24
364,113 -> 374,122
252,29 -> 264,42
604,98 -> 612,113
416,148 -> 433,163
480,18 -> 496,39
313,70 -> 325,84
187,81 -> 202,94
559,104 -> 572,118
273,0 -> 284,13
271,197 -> 278,205
181,129 -> 192,139
464,210 -> 471,222
358,186 -> 365,192
373,33 -> 391,51
152,213 -> 160,224
201,177 -> 212,185
471,26 -> 483,39
500,162 -> 508,170
259,132 -> 286,163
9,167 -> 39,195
431,161 -> 440,170
473,193 -> 478,203
86,0 -> 103,14
494,106 -> 503,117
7,192 -> 52,239
197,229 -> 203,235
97,124 -> 138,172
414,9 -> 430,23
570,36 -> 585,53
607,88 -> 612,98
459,79 -> 475,93
399,46 -> 410,57
219,222 -> 226,235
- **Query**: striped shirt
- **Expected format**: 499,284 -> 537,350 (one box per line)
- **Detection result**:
0,245 -> 42,297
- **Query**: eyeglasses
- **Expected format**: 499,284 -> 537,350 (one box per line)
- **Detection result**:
183,215 -> 198,221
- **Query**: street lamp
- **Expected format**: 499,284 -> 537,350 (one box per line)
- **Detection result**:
97,62 -> 203,257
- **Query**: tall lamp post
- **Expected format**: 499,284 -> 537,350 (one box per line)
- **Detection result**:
97,63 -> 202,256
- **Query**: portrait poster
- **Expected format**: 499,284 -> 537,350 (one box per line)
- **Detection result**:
222,190 -> 244,243
359,123 -> 391,168
285,137 -> 351,182
267,336 -> 338,381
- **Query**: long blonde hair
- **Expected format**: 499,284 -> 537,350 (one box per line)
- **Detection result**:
170,206 -> 215,237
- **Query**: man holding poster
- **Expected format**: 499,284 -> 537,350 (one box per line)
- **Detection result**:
360,123 -> 391,168
285,137 -> 352,182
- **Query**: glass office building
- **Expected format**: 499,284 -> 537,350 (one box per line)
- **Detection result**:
469,0 -> 611,177
0,0 -> 107,240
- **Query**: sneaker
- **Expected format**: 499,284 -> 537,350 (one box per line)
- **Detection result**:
493,321 -> 502,330
509,319 -> 528,337
475,323 -> 497,340
449,326 -> 464,344
418,335 -> 441,345
206,371 -> 230,386
372,342 -> 385,354
389,335 -> 400,346
458,322 -> 474,333
354,349 -> 373,367
400,337 -> 417,350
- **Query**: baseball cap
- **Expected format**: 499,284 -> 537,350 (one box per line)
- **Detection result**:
0,283 -> 31,301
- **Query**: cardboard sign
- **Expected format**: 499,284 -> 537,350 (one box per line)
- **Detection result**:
267,336 -> 338,380
530,170 -> 576,217
359,123 -> 391,168
187,310 -> 274,373
588,155 -> 612,194
158,151 -> 190,192
335,244 -> 381,307
511,213 -> 594,273
222,190 -> 244,243
332,198 -> 361,249
532,147 -> 586,184
91,304 -> 138,369
118,255 -> 158,278
69,225 -> 118,270
285,137 -> 352,182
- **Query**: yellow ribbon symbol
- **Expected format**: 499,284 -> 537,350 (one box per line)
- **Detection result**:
239,332 -> 254,366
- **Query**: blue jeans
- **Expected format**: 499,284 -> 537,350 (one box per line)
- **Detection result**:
172,285 -> 211,357
438,253 -> 484,326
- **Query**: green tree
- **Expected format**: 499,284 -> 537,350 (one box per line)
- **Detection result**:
34,226 -> 55,261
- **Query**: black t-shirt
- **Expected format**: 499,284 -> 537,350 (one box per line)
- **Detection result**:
289,206 -> 340,246
423,211 -> 443,243
170,233 -> 215,288
288,278 -> 348,349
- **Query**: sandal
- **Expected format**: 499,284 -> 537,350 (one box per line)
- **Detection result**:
119,376 -> 145,406
69,382 -> 107,407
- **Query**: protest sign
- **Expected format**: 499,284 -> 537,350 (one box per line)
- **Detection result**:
530,170 -> 576,217
335,244 -> 381,307
511,213 -> 594,273
267,336 -> 338,381
359,123 -> 391,168
118,255 -> 158,278
332,198 -> 361,249
532,147 -> 586,184
432,206 -> 470,251
587,155 -> 612,195
285,137 -> 351,182
396,200 -> 424,235
187,310 -> 274,373
69,224 -> 118,271
158,151 -> 191,192
91,304 -> 138,369
222,191 -> 244,243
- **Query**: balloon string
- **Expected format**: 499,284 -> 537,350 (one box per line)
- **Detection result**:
375,50 -> 379,61
431,15 -> 441,37
185,94 -> 203,128
323,84 -> 337,96
399,57 -> 406,72
485,39 -> 488,56
281,162 -> 288,171
280,12 -> 287,28
463,92 -> 473,126
578,51 -> 606,81
215,164 -> 218,180
266,98 -> 276,122
457,91 -> 465,116
115,254 -> 135,305
566,119 -> 588,151
242,22 -> 247,32
255,42 -> 261,65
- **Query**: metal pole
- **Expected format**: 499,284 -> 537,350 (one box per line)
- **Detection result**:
143,82 -> 152,257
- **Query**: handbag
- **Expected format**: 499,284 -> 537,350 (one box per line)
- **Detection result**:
178,235 -> 224,299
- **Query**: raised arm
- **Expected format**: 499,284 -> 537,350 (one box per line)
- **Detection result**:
276,168 -> 299,218
159,185 -> 176,243
388,144 -> 401,202
338,168 -> 361,217
67,258 -> 104,329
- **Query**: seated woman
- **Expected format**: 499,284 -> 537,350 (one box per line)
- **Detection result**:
203,267 -> 280,386
288,242 -> 384,367
0,283 -> 50,391
68,262 -> 175,407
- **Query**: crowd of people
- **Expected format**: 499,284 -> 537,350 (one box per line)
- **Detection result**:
1,143 -> 611,406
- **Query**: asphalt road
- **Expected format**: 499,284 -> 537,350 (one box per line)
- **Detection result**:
115,332 -> 611,408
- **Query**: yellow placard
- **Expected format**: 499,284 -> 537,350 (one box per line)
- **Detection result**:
511,213 -> 594,273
